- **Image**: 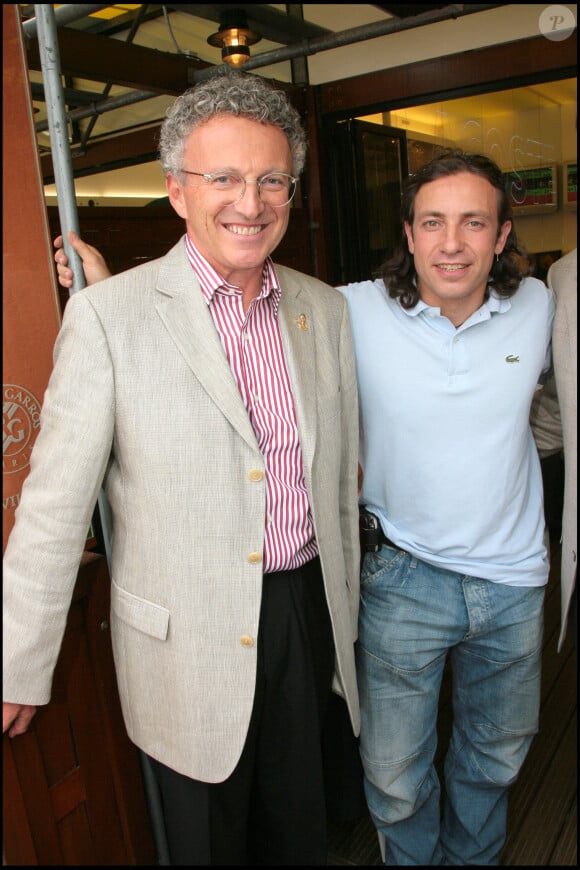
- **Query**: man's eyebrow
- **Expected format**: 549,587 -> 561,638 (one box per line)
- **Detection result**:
415,209 -> 492,219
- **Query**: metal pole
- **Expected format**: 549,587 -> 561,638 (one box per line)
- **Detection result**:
35,1 -> 116,569
33,5 -> 114,555
35,7 -> 168,862
34,5 -> 84,295
23,5 -> 108,39
35,0 -> 115,631
35,88 -> 158,134
241,3 -> 503,69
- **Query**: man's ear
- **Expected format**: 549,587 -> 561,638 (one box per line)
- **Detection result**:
404,221 -> 415,254
166,173 -> 187,220
495,220 -> 512,255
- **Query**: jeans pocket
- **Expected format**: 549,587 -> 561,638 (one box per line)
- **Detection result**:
361,547 -> 406,589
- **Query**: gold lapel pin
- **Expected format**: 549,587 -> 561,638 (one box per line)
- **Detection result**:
294,313 -> 308,331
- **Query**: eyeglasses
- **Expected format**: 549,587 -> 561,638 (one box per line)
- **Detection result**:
179,169 -> 297,207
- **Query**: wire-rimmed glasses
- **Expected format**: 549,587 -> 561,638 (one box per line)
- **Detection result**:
179,169 -> 297,207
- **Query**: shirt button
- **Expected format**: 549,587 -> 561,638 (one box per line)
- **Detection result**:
248,552 -> 262,564
240,635 -> 254,647
248,469 -> 263,482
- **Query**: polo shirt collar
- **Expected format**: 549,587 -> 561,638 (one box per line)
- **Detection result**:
404,285 -> 512,325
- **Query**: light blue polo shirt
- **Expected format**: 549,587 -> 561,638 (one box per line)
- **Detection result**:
339,276 -> 555,586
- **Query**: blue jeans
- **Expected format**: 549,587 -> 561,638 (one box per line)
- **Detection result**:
357,546 -> 544,865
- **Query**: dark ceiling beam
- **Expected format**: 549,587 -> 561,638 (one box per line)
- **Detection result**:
30,81 -> 106,107
41,126 -> 161,184
372,4 -> 452,18
26,26 -> 212,95
319,32 -> 577,116
36,88 -> 160,135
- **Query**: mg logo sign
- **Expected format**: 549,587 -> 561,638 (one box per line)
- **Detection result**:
3,384 -> 42,474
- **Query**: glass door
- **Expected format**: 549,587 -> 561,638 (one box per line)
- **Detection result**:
323,119 -> 407,286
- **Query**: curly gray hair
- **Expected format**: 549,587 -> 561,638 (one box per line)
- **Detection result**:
159,69 -> 307,180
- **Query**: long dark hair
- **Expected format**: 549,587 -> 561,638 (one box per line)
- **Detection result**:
382,149 -> 526,308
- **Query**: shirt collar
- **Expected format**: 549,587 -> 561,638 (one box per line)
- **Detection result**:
403,285 -> 512,322
184,235 -> 281,313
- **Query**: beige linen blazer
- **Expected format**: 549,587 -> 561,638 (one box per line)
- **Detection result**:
3,237 -> 361,782
548,249 -> 577,650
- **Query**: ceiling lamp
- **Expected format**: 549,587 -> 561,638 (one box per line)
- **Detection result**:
207,10 -> 261,68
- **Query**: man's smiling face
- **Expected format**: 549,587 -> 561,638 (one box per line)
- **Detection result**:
405,171 -> 512,325
166,114 -> 293,292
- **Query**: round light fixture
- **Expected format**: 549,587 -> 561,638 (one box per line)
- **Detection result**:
207,13 -> 261,68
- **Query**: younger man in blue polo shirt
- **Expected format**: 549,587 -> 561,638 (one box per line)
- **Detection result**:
340,150 -> 554,865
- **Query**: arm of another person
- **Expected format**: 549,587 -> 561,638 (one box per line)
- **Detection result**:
530,283 -> 562,455
530,369 -> 563,456
54,230 -> 112,288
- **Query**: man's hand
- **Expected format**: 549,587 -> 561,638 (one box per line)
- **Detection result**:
3,702 -> 37,737
54,229 -> 112,289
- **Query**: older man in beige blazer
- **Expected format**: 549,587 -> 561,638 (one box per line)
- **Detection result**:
3,71 -> 360,865
549,249 -> 577,649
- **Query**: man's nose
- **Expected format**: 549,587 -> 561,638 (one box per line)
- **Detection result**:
440,224 -> 463,251
236,180 -> 264,217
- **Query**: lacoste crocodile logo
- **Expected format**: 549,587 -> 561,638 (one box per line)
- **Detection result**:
505,354 -> 520,363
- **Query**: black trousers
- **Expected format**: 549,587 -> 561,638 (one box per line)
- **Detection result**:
147,556 -> 335,865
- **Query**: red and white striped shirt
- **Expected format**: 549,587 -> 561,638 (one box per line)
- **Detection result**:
185,235 -> 317,572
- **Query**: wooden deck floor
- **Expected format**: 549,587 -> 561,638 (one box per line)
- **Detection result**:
327,544 -> 577,866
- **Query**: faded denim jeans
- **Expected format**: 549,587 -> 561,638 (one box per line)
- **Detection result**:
356,545 -> 544,865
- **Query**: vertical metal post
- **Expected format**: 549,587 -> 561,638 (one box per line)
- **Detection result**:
34,4 -> 113,567
33,7 -> 169,862
286,4 -> 309,85
34,4 -> 83,294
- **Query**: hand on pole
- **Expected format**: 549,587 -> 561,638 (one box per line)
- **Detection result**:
54,230 -> 112,289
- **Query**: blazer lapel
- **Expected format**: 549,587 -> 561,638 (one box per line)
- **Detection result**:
276,270 -> 317,482
154,240 -> 259,453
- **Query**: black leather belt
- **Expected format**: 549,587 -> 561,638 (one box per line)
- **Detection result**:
359,507 -> 398,553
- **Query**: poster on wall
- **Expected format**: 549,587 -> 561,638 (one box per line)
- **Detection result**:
503,165 -> 558,214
